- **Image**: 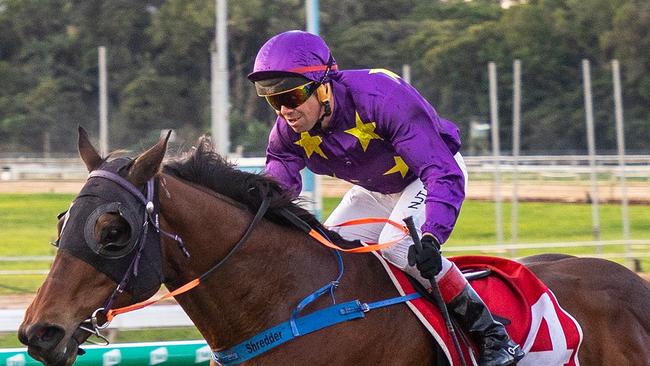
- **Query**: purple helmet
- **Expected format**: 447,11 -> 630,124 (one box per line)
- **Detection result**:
248,30 -> 337,83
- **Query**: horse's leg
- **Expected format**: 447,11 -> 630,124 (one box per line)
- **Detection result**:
526,257 -> 650,365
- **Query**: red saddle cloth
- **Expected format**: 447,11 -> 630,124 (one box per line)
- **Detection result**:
380,255 -> 583,366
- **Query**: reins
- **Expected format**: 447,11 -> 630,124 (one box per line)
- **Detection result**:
106,213 -> 408,321
104,190 -> 272,322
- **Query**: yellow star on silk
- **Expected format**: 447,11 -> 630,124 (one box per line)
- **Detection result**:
344,111 -> 383,151
369,68 -> 401,82
383,156 -> 409,178
294,132 -> 328,159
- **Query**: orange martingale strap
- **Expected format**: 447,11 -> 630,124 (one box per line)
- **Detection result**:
106,278 -> 201,321
310,217 -> 409,253
107,218 -> 408,319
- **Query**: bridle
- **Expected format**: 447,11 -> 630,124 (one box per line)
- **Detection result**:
77,169 -> 271,345
77,170 -> 182,344
73,167 -> 407,354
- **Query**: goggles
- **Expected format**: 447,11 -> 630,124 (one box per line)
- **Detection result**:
264,82 -> 317,110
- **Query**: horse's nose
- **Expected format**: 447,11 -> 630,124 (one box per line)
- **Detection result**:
17,327 -> 29,346
21,322 -> 65,351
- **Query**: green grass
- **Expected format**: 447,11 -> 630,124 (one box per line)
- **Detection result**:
324,197 -> 650,267
449,200 -> 650,244
0,193 -> 75,256
1,194 -> 648,295
0,194 -> 74,294
325,197 -> 650,243
1,194 -> 649,348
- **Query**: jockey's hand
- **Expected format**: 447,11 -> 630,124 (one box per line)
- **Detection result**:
408,234 -> 442,280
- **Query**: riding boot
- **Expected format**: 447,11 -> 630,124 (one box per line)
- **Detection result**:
446,285 -> 525,366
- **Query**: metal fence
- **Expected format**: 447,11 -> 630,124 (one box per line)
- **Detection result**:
1,155 -> 649,270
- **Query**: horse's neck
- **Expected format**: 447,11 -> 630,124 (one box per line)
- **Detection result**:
156,173 -> 342,350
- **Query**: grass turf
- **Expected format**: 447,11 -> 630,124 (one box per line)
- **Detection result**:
1,194 -> 649,294
1,194 -> 648,347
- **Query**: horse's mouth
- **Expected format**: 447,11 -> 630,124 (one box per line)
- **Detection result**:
26,338 -> 79,366
25,326 -> 90,366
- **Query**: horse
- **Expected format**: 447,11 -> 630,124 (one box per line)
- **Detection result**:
18,128 -> 650,366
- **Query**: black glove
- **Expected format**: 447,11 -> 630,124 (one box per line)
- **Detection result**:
408,235 -> 442,280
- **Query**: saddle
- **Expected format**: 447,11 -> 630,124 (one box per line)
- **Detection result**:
378,255 -> 583,366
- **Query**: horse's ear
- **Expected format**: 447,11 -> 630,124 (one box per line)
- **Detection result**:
127,130 -> 172,187
78,126 -> 103,172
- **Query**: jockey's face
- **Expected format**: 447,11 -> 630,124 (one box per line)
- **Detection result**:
276,94 -> 324,133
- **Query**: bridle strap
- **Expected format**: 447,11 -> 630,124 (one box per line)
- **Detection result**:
106,194 -> 272,321
81,172 -> 183,331
100,188 -> 152,313
88,170 -> 148,205
87,170 -> 406,331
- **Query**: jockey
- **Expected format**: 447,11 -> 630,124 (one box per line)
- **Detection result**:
248,30 -> 525,366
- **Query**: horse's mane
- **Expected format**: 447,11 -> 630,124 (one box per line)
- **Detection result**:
161,136 -> 344,242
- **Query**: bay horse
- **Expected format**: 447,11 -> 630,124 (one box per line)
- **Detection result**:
18,128 -> 650,366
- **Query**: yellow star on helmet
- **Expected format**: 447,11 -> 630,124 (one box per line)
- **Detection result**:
383,156 -> 409,178
369,68 -> 401,82
295,132 -> 328,159
344,111 -> 383,151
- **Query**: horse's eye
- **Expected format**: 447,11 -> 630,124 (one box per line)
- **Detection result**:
103,228 -> 121,243
97,215 -> 131,251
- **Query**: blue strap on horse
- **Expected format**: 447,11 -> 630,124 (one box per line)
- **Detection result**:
213,210 -> 424,365
290,226 -> 345,335
213,293 -> 422,365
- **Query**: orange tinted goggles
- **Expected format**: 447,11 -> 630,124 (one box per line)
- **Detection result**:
264,82 -> 317,110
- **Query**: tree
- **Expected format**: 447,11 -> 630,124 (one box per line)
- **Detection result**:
0,0 -> 648,155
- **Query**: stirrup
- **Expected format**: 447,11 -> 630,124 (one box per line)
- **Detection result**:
479,341 -> 525,366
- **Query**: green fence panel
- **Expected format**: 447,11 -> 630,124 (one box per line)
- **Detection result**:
0,340 -> 211,365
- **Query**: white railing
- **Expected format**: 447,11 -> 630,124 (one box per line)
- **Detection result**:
1,241 -> 647,332
2,239 -> 648,276
2,155 -> 650,180
0,305 -> 192,332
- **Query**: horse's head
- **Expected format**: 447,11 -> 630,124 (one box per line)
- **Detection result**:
18,127 -> 170,366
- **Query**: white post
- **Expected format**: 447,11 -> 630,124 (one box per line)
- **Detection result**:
212,0 -> 230,156
98,46 -> 108,156
511,59 -> 521,250
612,59 -> 631,267
305,0 -> 322,218
582,59 -> 601,247
306,0 -> 319,34
402,64 -> 411,84
489,62 -> 504,244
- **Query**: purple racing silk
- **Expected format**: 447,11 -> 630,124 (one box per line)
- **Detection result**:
265,69 -> 465,243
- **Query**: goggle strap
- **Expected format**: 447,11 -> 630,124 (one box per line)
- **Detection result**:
261,81 -> 315,97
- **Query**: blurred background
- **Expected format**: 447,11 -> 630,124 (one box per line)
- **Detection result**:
1,0 -> 649,363
0,0 -> 648,156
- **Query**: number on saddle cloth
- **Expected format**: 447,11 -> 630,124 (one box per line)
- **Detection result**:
452,257 -> 582,366
379,255 -> 582,366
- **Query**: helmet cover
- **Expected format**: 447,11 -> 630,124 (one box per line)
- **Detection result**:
248,30 -> 337,83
